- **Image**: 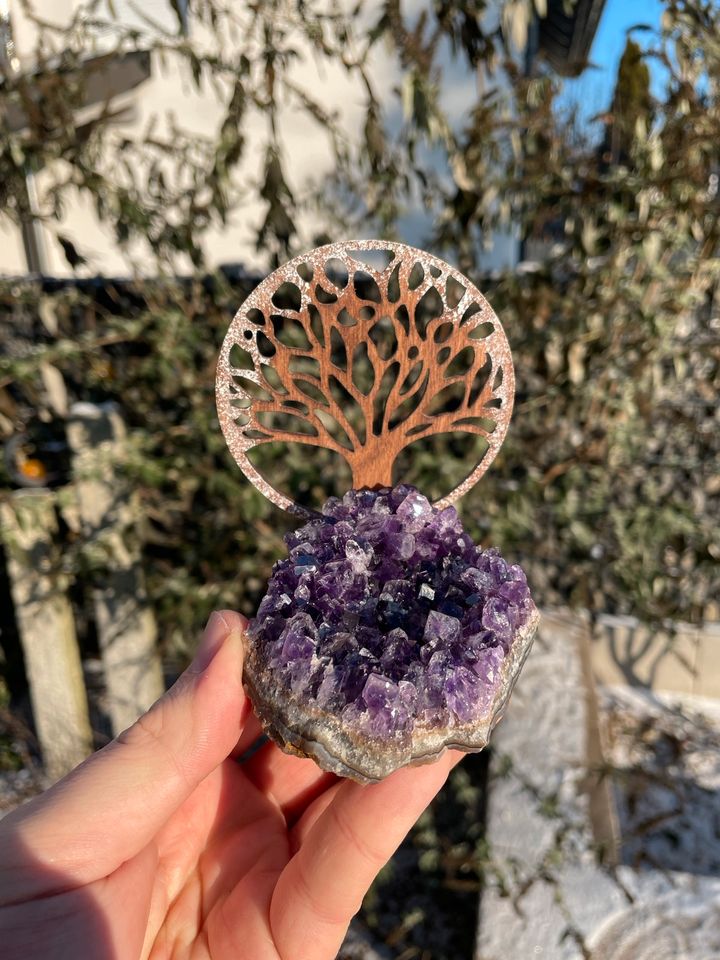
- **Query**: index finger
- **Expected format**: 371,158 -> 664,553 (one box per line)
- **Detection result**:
268,750 -> 464,960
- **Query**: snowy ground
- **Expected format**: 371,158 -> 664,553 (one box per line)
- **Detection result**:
588,686 -> 720,959
477,611 -> 720,960
601,685 -> 720,877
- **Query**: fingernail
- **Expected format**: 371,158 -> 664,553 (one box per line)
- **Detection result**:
191,611 -> 230,673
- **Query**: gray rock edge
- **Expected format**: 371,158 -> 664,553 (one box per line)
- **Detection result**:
243,605 -> 540,783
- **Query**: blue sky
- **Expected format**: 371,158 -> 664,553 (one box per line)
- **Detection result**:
557,0 -> 666,130
397,0 -> 669,262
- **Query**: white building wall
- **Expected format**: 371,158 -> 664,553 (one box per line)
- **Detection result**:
1,0 -> 517,277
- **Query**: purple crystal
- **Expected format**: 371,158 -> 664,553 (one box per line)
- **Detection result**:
247,485 -> 536,741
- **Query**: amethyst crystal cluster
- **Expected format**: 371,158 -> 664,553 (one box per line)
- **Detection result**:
245,485 -> 539,781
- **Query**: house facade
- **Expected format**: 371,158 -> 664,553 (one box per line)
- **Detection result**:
0,0 -> 604,278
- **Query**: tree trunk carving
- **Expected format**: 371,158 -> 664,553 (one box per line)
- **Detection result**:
216,240 -> 514,512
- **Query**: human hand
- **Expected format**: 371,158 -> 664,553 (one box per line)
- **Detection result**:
0,611 -> 462,960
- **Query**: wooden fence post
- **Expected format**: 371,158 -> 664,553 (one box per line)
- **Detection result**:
67,402 -> 164,735
0,490 -> 92,780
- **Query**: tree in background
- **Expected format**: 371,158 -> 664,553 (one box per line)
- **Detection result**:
603,36 -> 654,166
0,0 -> 718,641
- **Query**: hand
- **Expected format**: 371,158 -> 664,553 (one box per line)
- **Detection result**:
0,611 -> 461,960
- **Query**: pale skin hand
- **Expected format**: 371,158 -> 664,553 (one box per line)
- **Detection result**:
0,611 -> 462,960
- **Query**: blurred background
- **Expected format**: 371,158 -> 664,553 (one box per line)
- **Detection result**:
0,1 -> 718,957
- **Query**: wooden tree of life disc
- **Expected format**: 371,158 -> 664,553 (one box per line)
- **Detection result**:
216,240 -> 514,513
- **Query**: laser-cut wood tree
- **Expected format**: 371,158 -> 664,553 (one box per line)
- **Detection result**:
216,240 -> 514,511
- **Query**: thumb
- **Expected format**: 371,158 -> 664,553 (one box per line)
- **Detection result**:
1,611 -> 249,893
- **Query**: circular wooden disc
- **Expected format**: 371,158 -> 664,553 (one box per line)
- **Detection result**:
216,240 -> 514,513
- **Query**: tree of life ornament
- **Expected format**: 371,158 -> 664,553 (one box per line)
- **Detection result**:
216,240 -> 514,512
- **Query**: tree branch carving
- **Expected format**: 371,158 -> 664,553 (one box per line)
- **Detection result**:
216,240 -> 514,511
